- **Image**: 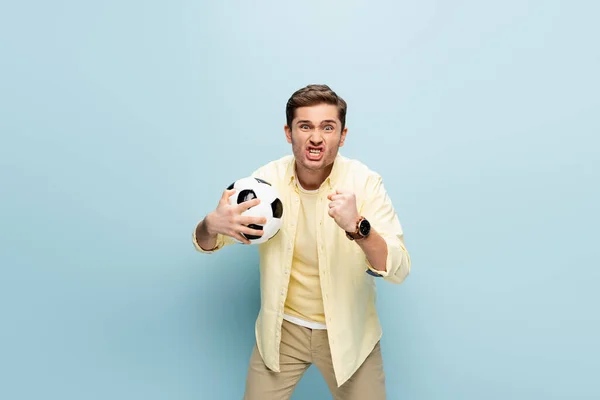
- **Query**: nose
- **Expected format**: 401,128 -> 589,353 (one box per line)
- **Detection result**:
309,131 -> 323,146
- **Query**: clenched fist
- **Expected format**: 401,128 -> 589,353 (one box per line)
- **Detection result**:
327,189 -> 360,232
205,189 -> 267,244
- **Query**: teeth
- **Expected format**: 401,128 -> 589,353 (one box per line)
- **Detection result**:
309,149 -> 321,154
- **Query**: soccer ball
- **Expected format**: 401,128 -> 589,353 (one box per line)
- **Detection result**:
227,176 -> 284,244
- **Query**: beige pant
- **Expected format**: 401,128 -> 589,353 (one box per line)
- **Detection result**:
243,319 -> 386,400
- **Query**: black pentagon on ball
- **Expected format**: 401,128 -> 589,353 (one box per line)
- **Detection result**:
254,178 -> 271,186
271,198 -> 283,219
243,224 -> 263,240
237,189 -> 257,204
226,182 -> 235,190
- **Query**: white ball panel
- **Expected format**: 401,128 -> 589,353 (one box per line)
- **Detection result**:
262,218 -> 282,239
241,202 -> 270,218
254,184 -> 277,204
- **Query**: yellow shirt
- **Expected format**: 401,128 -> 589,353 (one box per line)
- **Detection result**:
284,181 -> 325,324
193,154 -> 411,386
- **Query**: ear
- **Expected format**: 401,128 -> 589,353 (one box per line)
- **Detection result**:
284,125 -> 292,144
339,126 -> 348,147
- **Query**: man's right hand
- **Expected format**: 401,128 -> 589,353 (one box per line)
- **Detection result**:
203,189 -> 267,245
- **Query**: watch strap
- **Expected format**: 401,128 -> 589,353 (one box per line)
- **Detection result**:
346,217 -> 367,240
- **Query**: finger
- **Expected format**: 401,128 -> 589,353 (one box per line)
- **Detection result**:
220,189 -> 236,203
239,215 -> 267,225
329,194 -> 345,202
229,231 -> 251,244
328,200 -> 342,208
327,192 -> 344,200
236,197 -> 261,212
240,225 -> 264,237
328,207 -> 335,217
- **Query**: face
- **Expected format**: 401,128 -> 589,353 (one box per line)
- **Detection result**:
284,103 -> 347,174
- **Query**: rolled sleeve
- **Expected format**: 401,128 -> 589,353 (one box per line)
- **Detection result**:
365,234 -> 411,283
361,174 -> 411,284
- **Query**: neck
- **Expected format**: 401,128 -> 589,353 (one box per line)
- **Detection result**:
295,162 -> 333,191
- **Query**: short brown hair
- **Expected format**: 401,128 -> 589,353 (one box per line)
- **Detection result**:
286,84 -> 347,131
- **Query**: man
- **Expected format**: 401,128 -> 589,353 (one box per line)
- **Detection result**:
193,84 -> 411,399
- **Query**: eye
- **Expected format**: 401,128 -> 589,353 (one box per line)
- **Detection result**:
300,124 -> 310,130
324,125 -> 334,131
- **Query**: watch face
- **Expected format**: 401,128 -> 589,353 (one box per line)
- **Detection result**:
359,219 -> 371,236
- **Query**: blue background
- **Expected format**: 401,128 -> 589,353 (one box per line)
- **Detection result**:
1,0 -> 598,399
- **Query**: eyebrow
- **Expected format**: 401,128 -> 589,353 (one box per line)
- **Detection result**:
296,120 -> 337,125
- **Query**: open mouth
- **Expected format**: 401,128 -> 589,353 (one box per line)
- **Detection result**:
306,146 -> 324,161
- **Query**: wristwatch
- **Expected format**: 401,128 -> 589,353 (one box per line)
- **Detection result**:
346,216 -> 371,241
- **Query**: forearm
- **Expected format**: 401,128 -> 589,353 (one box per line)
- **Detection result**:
195,213 -> 218,251
356,228 -> 388,272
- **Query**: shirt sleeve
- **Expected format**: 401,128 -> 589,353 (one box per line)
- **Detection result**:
360,174 -> 411,284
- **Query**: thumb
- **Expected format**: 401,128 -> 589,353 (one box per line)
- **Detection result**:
328,189 -> 345,200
